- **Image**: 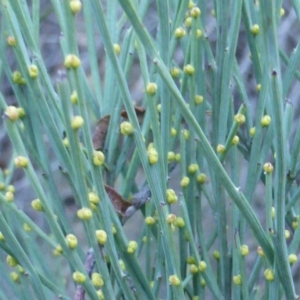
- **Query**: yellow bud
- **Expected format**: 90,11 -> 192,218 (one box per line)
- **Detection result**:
183,64 -> 195,75
256,84 -> 261,91
92,272 -> 104,287
167,151 -> 176,162
73,271 -> 86,283
89,191 -> 100,204
180,176 -> 190,187
263,162 -> 274,174
188,1 -> 195,9
157,103 -> 162,112
66,234 -> 78,249
240,244 -> 249,256
186,256 -> 196,264
12,71 -> 26,85
169,275 -> 181,286
190,264 -> 199,274
231,135 -> 239,145
147,148 -> 159,164
196,29 -> 202,38
111,225 -> 117,235
166,213 -> 177,224
62,137 -> 69,147
119,259 -> 126,271
71,115 -> 84,130
10,271 -> 19,282
166,189 -> 178,204
197,173 -> 207,184
120,121 -> 134,135
145,216 -> 156,225
93,151 -> 105,166
285,230 -> 290,239
53,244 -> 63,256
7,36 -> 16,46
194,95 -> 204,105
127,240 -> 138,254
142,236 -> 147,243
28,65 -> 38,79
175,217 -> 185,228
96,229 -> 107,245
190,7 -> 201,18
261,115 -> 271,127
5,191 -> 14,202
213,250 -> 220,260
0,231 -> 5,242
257,246 -> 265,257
188,164 -> 198,174
171,127 -> 177,137
201,278 -> 206,286
7,255 -> 18,267
174,27 -> 186,38
77,207 -> 93,220
31,199 -> 43,211
251,24 -> 260,35
289,254 -> 297,265
70,0 -> 82,14
14,156 -> 29,168
113,43 -> 121,55
5,106 -> 20,121
0,183 -> 5,190
96,289 -> 105,299
216,144 -> 225,154
70,90 -> 78,104
175,153 -> 181,162
170,67 -> 181,78
146,82 -> 157,95
23,223 -> 32,232
7,185 -> 15,193
64,54 -> 81,69
249,127 -> 256,137
234,113 -> 246,125
198,260 -> 207,272
264,268 -> 274,281
280,8 -> 285,17
184,17 -> 192,27
233,274 -> 242,285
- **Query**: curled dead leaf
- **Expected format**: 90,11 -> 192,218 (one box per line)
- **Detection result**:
121,107 -> 146,123
92,115 -> 110,150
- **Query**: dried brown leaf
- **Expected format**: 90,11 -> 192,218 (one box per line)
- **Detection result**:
92,115 -> 110,150
121,107 -> 146,123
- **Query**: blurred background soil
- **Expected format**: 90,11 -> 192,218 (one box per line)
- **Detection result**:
1,0 -> 300,298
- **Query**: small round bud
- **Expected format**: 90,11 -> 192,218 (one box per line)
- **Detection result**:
288,254 -> 297,265
174,27 -> 186,38
31,199 -> 43,211
240,244 -> 249,256
66,234 -> 78,249
280,8 -> 285,17
171,127 -> 177,137
127,240 -> 138,254
216,144 -> 225,154
175,217 -> 185,228
190,7 -> 201,18
190,264 -> 199,274
285,230 -> 290,239
70,90 -> 78,104
23,223 -> 32,232
89,191 -> 100,204
256,83 -> 261,91
146,82 -> 157,95
183,64 -> 195,75
145,216 -> 156,225
0,231 -> 5,242
233,274 -> 242,285
264,268 -> 274,281
167,151 -> 176,162
71,116 -> 84,130
73,271 -> 86,283
169,275 -> 181,286
62,137 -> 69,147
186,256 -> 196,264
231,135 -> 239,145
92,273 -> 104,287
113,43 -> 121,55
0,183 -> 5,190
188,1 -> 195,9
213,250 -> 220,260
183,129 -> 190,140
120,121 -> 134,135
261,115 -> 271,127
5,191 -> 14,202
184,17 -> 192,27
157,103 -> 162,112
7,185 -> 15,193
6,255 -> 18,267
251,24 -> 260,35
196,29 -> 202,38
70,0 -> 82,14
12,71 -> 26,85
170,67 -> 181,78
201,278 -> 206,287
93,151 -> 105,166
194,95 -> 204,105
175,153 -> 181,162
166,189 -> 178,204
257,246 -> 265,257
263,162 -> 274,174
119,259 -> 126,271
188,164 -> 198,174
64,54 -> 81,69
7,36 -> 16,46
96,229 -> 107,245
234,113 -> 246,125
28,65 -> 38,79
96,289 -> 104,299
77,207 -> 93,220
53,244 -> 63,256
147,148 -> 159,164
249,127 -> 256,137
198,260 -> 207,272
14,156 -> 29,168
197,173 -> 207,184
293,220 -> 299,229
10,271 -> 19,282
166,213 -> 177,224
5,106 -> 20,121
180,176 -> 190,187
